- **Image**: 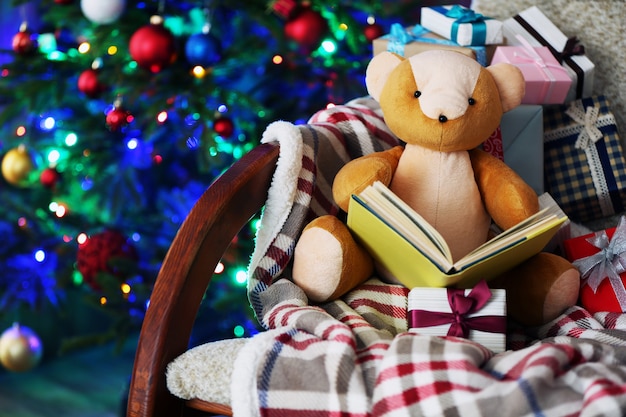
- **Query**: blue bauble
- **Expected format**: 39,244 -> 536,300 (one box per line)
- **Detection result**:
185,32 -> 222,67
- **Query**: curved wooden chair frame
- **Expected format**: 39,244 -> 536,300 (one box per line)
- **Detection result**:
127,142 -> 280,417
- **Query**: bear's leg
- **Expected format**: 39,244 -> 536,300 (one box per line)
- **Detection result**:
292,215 -> 374,303
490,252 -> 580,326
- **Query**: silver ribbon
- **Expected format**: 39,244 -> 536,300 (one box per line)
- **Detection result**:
573,216 -> 626,309
565,100 -> 614,217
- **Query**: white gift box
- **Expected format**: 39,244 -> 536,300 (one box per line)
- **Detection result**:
408,285 -> 507,352
420,4 -> 503,46
502,6 -> 595,102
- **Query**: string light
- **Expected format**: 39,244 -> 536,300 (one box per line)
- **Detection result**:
100,297 -> 107,305
34,250 -> 45,262
192,66 -> 206,78
233,325 -> 245,337
16,126 -> 26,136
72,270 -> 83,285
157,111 -> 168,123
234,269 -> 247,285
47,149 -> 60,164
127,138 -> 138,150
214,262 -> 225,274
65,132 -> 78,146
121,283 -> 131,294
78,42 -> 90,53
76,233 -> 88,245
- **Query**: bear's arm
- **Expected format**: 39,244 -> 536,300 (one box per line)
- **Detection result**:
332,146 -> 404,212
469,148 -> 539,230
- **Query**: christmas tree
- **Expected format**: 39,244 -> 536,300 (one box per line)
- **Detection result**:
0,0 -> 424,367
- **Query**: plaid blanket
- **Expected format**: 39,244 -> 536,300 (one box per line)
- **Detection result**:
235,97 -> 626,416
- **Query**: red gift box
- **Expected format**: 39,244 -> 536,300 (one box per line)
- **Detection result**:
563,221 -> 626,313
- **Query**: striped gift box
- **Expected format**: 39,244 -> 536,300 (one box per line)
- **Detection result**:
544,95 -> 626,223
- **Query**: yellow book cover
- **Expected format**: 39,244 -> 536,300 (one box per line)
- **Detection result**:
347,181 -> 567,289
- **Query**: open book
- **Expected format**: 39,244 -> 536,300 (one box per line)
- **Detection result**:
347,181 -> 568,289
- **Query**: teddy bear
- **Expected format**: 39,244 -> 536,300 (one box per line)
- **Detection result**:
291,49 -> 581,327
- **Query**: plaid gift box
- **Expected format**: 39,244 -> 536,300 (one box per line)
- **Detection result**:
373,23 -> 493,65
420,4 -> 503,46
503,6 -> 594,102
544,95 -> 626,223
408,281 -> 507,352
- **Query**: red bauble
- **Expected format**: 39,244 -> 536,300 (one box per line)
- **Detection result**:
106,106 -> 132,131
364,22 -> 384,42
284,6 -> 328,51
40,167 -> 61,188
12,28 -> 36,55
77,68 -> 105,98
129,16 -> 177,73
76,230 -> 137,291
214,117 -> 234,138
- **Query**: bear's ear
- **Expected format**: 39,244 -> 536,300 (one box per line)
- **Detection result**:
486,62 -> 525,112
366,51 -> 405,101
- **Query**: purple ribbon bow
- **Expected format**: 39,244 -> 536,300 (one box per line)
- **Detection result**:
558,36 -> 585,62
409,280 -> 506,338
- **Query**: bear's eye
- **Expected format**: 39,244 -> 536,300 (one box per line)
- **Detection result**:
468,97 -> 476,105
414,90 -> 421,98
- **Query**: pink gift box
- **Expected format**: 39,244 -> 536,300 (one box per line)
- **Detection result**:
491,44 -> 572,104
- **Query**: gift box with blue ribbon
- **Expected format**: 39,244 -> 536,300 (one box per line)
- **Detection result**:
544,95 -> 626,223
372,23 -> 492,66
408,280 -> 507,352
420,4 -> 503,46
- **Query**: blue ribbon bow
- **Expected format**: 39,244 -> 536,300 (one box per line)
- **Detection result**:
432,5 -> 488,46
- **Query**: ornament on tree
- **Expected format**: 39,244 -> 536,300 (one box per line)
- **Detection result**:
213,116 -> 234,138
1,145 -> 35,187
106,98 -> 132,131
80,0 -> 126,25
364,21 -> 384,43
129,15 -> 177,73
12,22 -> 37,55
76,229 -> 138,291
77,60 -> 106,98
0,323 -> 43,372
185,30 -> 221,67
40,167 -> 61,189
283,4 -> 329,51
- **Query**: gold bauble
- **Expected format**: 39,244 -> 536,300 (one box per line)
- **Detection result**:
0,323 -> 43,372
1,145 -> 35,186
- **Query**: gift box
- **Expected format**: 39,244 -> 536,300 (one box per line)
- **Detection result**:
373,23 -> 493,66
544,95 -> 626,223
420,4 -> 503,46
503,6 -> 594,102
482,105 -> 544,195
490,39 -> 572,104
408,281 -> 507,352
563,217 -> 626,313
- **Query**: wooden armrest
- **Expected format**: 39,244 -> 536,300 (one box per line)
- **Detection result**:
127,142 -> 280,417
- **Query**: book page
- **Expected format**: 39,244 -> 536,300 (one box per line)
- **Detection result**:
356,181 -> 567,275
453,201 -> 566,270
358,182 -> 453,266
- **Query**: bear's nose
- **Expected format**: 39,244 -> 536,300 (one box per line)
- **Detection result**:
438,115 -> 448,123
